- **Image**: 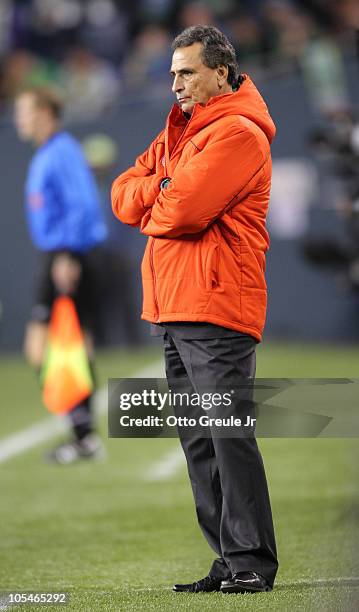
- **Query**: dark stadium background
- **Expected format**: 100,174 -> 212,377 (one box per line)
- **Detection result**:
0,0 -> 358,348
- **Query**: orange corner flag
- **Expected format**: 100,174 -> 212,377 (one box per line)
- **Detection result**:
41,296 -> 93,414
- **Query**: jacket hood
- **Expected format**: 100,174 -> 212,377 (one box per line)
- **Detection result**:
168,75 -> 276,144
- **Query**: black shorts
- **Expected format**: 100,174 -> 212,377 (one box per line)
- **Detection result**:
30,250 -> 101,335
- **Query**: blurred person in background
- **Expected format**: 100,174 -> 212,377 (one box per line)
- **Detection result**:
13,0 -> 82,59
122,24 -> 172,94
60,47 -> 120,121
135,0 -> 175,24
112,24 -> 278,595
226,10 -> 266,74
176,1 -> 216,30
14,85 -> 108,464
261,1 -> 350,111
79,0 -> 130,63
1,49 -> 61,100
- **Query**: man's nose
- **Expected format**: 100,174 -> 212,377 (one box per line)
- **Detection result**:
172,74 -> 184,94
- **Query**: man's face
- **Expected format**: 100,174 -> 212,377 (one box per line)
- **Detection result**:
14,93 -> 41,142
170,42 -> 226,114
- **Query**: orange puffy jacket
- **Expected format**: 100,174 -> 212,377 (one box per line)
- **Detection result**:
112,76 -> 276,341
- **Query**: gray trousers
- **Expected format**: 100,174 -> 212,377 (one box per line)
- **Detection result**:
163,326 -> 278,587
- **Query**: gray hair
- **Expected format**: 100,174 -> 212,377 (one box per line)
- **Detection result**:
172,25 -> 241,87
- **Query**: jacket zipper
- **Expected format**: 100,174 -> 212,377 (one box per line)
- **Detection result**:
169,107 -> 196,161
149,238 -> 160,321
152,108 -> 196,321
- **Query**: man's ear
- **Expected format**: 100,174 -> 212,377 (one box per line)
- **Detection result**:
216,65 -> 229,87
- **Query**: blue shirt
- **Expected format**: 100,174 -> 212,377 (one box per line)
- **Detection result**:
25,131 -> 107,252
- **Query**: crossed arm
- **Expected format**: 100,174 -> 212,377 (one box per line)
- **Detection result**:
111,127 -> 266,238
111,130 -> 165,227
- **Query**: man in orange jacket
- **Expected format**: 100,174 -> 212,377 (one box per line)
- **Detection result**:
112,25 -> 278,594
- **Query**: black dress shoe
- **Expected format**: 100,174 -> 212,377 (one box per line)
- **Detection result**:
173,575 -> 223,593
220,571 -> 271,594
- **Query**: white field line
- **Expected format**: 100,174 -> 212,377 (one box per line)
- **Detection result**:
281,576 -> 359,585
0,418 -> 69,464
144,446 -> 185,481
0,358 -> 164,465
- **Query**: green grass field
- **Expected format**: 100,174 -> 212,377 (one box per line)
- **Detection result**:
1,343 -> 358,611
